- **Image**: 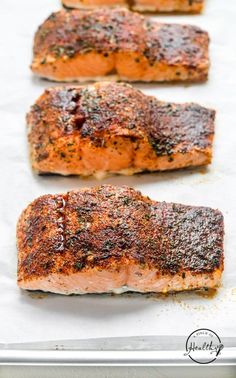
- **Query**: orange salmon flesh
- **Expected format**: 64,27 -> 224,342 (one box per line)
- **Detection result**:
62,0 -> 204,13
17,185 -> 224,295
27,82 -> 215,178
31,8 -> 209,82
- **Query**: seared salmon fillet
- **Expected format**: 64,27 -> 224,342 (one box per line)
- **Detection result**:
31,8 -> 209,82
62,0 -> 204,13
27,82 -> 215,178
17,185 -> 224,295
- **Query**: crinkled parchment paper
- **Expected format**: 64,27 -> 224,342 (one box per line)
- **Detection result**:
0,0 -> 236,344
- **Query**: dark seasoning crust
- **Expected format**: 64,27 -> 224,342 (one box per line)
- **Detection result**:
148,99 -> 215,156
17,186 -> 224,282
27,83 -> 215,164
33,8 -> 209,74
23,6 -> 221,288
34,9 -> 147,58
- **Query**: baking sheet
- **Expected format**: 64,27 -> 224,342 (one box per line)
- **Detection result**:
0,0 -> 236,344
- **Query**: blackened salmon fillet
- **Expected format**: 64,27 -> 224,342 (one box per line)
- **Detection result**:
31,8 -> 209,82
62,0 -> 204,14
17,185 -> 224,295
27,82 -> 215,178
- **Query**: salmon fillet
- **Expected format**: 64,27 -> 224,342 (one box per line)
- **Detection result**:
31,8 -> 209,82
17,185 -> 224,295
27,82 -> 215,178
62,0 -> 204,13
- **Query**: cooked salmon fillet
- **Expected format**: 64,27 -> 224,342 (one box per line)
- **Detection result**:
17,185 -> 224,295
27,82 -> 215,178
62,0 -> 204,13
31,8 -> 209,82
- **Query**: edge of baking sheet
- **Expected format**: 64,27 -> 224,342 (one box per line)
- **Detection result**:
1,336 -> 236,366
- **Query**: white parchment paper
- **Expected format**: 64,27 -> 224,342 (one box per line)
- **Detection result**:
0,0 -> 236,344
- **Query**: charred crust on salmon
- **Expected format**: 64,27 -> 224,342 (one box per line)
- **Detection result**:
31,8 -> 209,82
17,185 -> 224,294
149,101 -> 215,156
27,82 -> 215,177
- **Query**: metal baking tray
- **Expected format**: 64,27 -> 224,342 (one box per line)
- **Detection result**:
0,0 -> 236,366
1,337 -> 236,365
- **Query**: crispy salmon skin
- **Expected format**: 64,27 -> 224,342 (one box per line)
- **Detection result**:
31,8 -> 209,82
17,185 -> 224,295
62,0 -> 204,13
27,82 -> 215,178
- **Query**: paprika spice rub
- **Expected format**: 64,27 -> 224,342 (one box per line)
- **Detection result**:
62,0 -> 204,14
31,8 -> 209,82
27,82 -> 215,178
17,185 -> 224,295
